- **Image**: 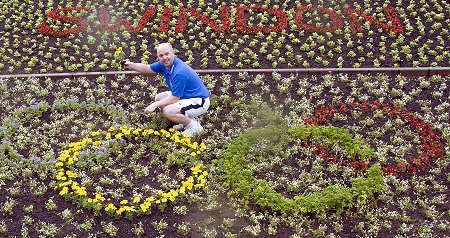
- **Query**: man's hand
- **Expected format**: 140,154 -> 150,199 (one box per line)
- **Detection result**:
144,104 -> 157,114
120,59 -> 130,70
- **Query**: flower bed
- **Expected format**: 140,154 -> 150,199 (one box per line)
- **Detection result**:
0,0 -> 449,73
0,71 -> 449,237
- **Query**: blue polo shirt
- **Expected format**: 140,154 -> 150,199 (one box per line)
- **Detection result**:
150,57 -> 210,99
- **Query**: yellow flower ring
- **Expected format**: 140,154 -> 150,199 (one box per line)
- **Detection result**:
53,125 -> 208,217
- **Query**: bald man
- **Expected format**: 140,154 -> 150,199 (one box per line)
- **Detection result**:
123,43 -> 210,137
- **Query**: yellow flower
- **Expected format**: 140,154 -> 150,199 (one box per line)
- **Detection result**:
91,131 -> 100,136
65,170 -> 78,178
76,188 -> 87,196
115,133 -> 123,139
115,47 -> 124,59
56,174 -> 67,181
133,196 -> 141,204
122,128 -> 131,135
191,165 -> 202,175
190,142 -> 198,149
125,206 -> 135,212
132,129 -> 141,135
120,199 -> 128,205
194,183 -> 205,189
92,141 -> 101,146
116,207 -> 126,215
59,151 -> 69,161
140,203 -> 150,212
105,203 -> 117,212
190,152 -> 197,157
105,133 -> 111,139
59,187 -> 69,196
182,177 -> 194,190
95,193 -> 105,202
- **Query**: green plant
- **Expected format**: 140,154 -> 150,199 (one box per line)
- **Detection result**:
131,221 -> 145,236
101,221 -> 119,236
217,125 -> 385,216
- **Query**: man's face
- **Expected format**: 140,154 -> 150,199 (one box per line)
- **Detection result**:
157,45 -> 175,68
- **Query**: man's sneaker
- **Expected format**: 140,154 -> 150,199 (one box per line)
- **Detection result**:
182,120 -> 203,137
172,124 -> 184,131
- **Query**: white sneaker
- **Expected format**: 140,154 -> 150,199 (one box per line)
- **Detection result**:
172,124 -> 184,131
182,120 -> 203,137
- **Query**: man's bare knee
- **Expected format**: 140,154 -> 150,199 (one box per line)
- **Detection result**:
162,105 -> 178,117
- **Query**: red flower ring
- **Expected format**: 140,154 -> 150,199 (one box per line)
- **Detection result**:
305,101 -> 445,176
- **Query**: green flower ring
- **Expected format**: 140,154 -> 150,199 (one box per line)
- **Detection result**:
217,125 -> 384,216
53,125 -> 208,217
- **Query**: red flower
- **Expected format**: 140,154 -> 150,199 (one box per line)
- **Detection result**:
158,7 -> 172,33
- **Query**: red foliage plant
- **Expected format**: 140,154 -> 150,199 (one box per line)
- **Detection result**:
39,5 -> 404,37
304,101 -> 445,176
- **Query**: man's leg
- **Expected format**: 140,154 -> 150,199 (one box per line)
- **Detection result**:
164,98 -> 209,137
154,91 -> 189,131
162,104 -> 192,125
162,104 -> 204,137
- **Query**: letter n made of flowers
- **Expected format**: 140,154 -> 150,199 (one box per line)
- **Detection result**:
175,6 -> 231,33
343,5 -> 404,35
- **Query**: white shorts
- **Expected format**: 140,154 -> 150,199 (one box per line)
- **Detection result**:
164,91 -> 210,118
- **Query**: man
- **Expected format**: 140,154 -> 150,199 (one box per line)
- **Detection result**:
123,43 -> 210,137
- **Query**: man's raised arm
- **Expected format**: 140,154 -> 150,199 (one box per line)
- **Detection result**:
123,61 -> 155,74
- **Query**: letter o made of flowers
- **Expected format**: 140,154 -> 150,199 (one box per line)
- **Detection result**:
53,125 -> 208,218
217,125 -> 385,216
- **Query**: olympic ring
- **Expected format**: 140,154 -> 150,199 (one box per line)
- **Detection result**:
217,125 -> 384,215
53,125 -> 208,217
305,101 -> 445,176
